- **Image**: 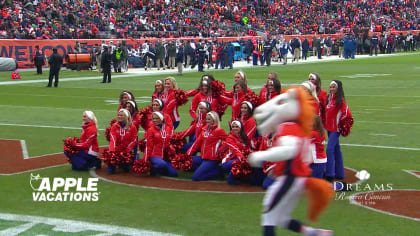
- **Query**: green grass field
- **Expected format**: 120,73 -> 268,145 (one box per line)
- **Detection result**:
1,54 -> 420,235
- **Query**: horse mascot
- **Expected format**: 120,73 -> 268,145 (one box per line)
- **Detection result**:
249,87 -> 334,236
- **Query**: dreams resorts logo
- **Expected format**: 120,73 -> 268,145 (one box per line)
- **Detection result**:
30,173 -> 100,202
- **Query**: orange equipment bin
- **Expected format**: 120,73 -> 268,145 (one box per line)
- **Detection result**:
66,54 -> 91,64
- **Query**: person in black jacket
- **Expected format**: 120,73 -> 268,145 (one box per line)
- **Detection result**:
33,45 -> 45,75
176,43 -> 184,75
101,46 -> 112,83
302,38 -> 310,60
47,48 -> 63,87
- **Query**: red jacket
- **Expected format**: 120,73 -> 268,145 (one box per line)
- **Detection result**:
273,122 -> 312,177
221,132 -> 249,162
325,94 -> 350,132
152,91 -> 163,101
187,125 -> 228,161
190,92 -> 224,120
74,122 -> 99,156
311,130 -> 327,163
162,89 -> 181,122
178,111 -> 207,139
144,123 -> 174,161
309,97 -> 320,117
109,122 -> 138,153
318,89 -> 327,126
258,86 -> 279,105
131,112 -> 141,131
239,115 -> 257,140
142,112 -> 173,133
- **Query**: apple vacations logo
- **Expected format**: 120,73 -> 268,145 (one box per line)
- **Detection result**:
30,173 -> 100,202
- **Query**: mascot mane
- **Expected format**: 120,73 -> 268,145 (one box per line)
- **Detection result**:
254,86 -> 314,137
287,86 -> 314,137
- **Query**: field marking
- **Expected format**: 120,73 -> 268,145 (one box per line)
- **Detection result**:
364,108 -> 387,111
347,95 -> 420,98
0,123 -> 145,134
349,189 -> 420,222
19,140 -> 29,159
0,92 -> 114,99
89,169 -> 264,194
0,213 -> 181,236
341,143 -> 420,151
368,133 -> 396,137
402,170 -> 420,179
339,73 -> 392,78
0,104 -> 115,113
357,121 -> 420,125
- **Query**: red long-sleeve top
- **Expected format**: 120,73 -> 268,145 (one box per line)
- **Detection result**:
74,122 -> 99,156
144,123 -> 174,161
187,125 -> 228,161
109,122 -> 138,153
325,94 -> 350,132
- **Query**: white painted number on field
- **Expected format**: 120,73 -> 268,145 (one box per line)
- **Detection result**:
0,213 -> 181,236
339,74 -> 392,78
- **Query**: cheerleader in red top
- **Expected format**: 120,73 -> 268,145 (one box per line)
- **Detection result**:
225,71 -> 253,98
162,77 -> 181,129
258,72 -> 281,105
190,76 -> 229,121
117,90 -> 135,112
123,101 -> 140,131
144,112 -> 177,177
64,111 -> 101,170
108,109 -> 138,174
301,81 -> 320,116
238,101 -> 257,147
178,101 -> 212,153
224,80 -> 247,120
221,120 -> 261,185
310,115 -> 327,179
258,78 -> 281,106
151,79 -> 164,101
140,99 -> 173,132
187,111 -> 228,181
308,73 -> 327,127
325,80 -> 350,181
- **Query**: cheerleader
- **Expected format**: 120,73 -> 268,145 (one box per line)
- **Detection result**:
190,76 -> 229,121
123,100 -> 140,131
162,77 -> 181,129
178,101 -> 212,153
140,99 -> 173,132
229,80 -> 247,120
144,111 -> 177,177
238,101 -> 257,146
308,73 -> 327,126
152,79 -> 164,101
325,80 -> 351,182
311,115 -> 327,179
258,72 -> 281,105
118,90 -> 135,112
108,109 -> 138,174
221,120 -> 262,185
187,111 -> 228,181
64,111 -> 101,170
225,71 -> 253,97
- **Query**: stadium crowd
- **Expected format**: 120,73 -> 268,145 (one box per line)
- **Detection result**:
0,0 -> 418,39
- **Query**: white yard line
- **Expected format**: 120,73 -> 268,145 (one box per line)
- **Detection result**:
368,133 -> 396,137
357,121 -> 420,125
341,143 -> 420,151
402,170 -> 420,179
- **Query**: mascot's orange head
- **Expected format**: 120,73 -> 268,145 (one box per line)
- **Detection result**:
254,86 -> 314,137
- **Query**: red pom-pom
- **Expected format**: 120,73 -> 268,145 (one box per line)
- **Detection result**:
132,158 -> 151,175
138,138 -> 146,153
231,159 -> 252,178
138,106 -> 152,129
262,161 -> 276,175
339,117 -> 354,137
174,89 -> 189,106
244,92 -> 260,108
171,153 -> 193,171
101,148 -> 134,166
63,136 -> 80,156
105,119 -> 117,142
211,80 -> 226,96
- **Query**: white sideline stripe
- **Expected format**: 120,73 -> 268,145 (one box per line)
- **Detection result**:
402,170 -> 420,179
20,140 -> 29,159
89,169 -> 264,194
0,213 -> 181,236
341,143 -> 420,151
368,133 -> 396,137
0,222 -> 37,236
358,121 -> 420,125
349,189 -> 420,222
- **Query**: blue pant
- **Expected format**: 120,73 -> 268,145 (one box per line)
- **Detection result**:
310,163 -> 326,179
64,150 -> 99,171
326,132 -> 345,179
173,121 -> 180,130
252,53 -> 258,65
215,57 -> 224,69
149,156 -> 178,177
191,155 -> 203,171
192,159 -> 220,181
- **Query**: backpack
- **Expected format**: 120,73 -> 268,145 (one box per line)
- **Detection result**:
11,71 -> 21,79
